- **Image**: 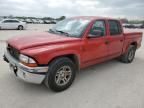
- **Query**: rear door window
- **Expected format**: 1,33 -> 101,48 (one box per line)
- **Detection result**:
108,20 -> 122,36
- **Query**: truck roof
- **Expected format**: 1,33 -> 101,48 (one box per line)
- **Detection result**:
71,16 -> 118,21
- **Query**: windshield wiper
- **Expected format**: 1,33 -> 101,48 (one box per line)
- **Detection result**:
55,30 -> 70,36
49,29 -> 70,37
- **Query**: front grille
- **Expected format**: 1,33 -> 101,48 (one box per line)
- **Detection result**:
7,44 -> 20,60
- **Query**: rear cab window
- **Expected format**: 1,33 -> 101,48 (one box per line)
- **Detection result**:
108,20 -> 122,36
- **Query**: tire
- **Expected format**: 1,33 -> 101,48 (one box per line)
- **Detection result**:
44,57 -> 76,92
18,25 -> 23,30
119,45 -> 136,63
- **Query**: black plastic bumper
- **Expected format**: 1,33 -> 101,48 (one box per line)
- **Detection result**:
3,55 -> 9,63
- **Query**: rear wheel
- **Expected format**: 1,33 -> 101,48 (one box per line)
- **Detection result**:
18,25 -> 23,30
44,57 -> 76,92
119,45 -> 136,63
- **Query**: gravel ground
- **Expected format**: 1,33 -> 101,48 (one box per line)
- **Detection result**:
0,24 -> 144,108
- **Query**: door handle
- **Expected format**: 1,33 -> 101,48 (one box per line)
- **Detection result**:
105,40 -> 109,45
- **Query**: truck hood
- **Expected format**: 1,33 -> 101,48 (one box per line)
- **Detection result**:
7,32 -> 80,50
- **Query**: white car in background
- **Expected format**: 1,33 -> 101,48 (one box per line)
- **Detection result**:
0,19 -> 27,30
31,19 -> 40,24
37,19 -> 44,24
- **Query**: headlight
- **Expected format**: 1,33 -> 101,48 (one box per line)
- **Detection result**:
19,54 -> 37,67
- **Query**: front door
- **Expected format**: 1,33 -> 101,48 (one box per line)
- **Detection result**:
2,20 -> 12,29
82,20 -> 108,66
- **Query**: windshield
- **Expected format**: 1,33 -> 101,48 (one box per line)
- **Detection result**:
49,19 -> 90,37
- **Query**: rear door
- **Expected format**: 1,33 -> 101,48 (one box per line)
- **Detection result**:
107,20 -> 124,57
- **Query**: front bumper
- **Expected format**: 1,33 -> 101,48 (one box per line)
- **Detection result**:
4,51 -> 48,84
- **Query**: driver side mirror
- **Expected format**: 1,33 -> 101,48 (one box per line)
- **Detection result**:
88,30 -> 102,38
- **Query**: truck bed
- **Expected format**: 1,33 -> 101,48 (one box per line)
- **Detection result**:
123,32 -> 142,50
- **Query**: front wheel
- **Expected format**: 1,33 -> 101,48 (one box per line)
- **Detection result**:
119,45 -> 136,63
44,57 -> 76,92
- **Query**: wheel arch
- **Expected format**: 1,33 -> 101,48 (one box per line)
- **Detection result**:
122,41 -> 137,55
18,25 -> 23,27
130,41 -> 137,49
48,54 -> 80,71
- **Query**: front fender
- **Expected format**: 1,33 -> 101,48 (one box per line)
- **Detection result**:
21,43 -> 82,65
36,49 -> 80,65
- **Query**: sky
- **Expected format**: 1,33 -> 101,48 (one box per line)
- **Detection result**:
0,0 -> 144,19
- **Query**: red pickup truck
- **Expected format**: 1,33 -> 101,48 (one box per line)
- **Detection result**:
4,16 -> 143,92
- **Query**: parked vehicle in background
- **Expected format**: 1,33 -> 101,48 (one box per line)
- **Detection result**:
18,18 -> 44,24
31,19 -> 36,24
43,20 -> 52,24
125,24 -> 136,28
19,19 -> 26,22
133,24 -> 142,28
123,23 -> 144,29
31,19 -> 39,24
36,19 -> 41,24
0,19 -> 26,30
25,19 -> 33,23
38,19 -> 44,24
50,20 -> 57,24
4,16 -> 143,92
122,23 -> 129,28
140,24 -> 144,28
43,20 -> 57,24
0,18 -> 3,21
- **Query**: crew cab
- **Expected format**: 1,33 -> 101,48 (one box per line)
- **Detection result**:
0,19 -> 26,30
3,16 -> 143,92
